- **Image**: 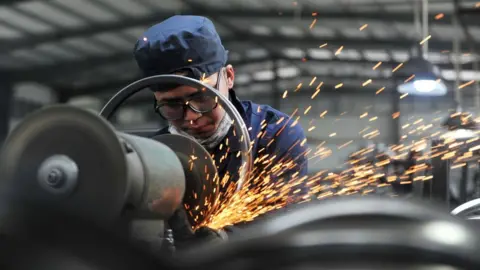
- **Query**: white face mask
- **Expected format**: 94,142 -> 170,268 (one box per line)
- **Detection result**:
168,111 -> 232,150
168,68 -> 232,150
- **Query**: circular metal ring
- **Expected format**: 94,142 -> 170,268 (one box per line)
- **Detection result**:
99,75 -> 252,191
451,198 -> 480,216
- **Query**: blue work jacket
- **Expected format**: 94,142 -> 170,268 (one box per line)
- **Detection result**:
156,89 -> 309,198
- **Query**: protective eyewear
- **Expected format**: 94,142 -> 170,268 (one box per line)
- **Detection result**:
154,73 -> 222,121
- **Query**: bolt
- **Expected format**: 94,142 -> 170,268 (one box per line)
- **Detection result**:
46,169 -> 63,187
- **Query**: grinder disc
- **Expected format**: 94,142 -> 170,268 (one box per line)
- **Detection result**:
152,134 -> 219,227
0,105 -> 128,225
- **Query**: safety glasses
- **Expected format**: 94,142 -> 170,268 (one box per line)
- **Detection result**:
154,71 -> 222,121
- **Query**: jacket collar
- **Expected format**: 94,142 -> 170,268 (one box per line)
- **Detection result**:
224,89 -> 248,153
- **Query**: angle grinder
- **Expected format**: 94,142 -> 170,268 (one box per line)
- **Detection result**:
0,105 -> 186,226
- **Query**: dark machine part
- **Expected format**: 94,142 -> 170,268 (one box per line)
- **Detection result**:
342,143 -> 426,197
435,112 -> 480,206
428,128 -> 480,210
0,211 -> 170,270
381,146 -> 428,197
0,105 -> 186,234
423,138 -> 448,207
2,196 -> 480,270
177,196 -> 480,270
408,148 -> 429,198
449,161 -> 478,205
152,134 -> 219,227
442,113 -> 479,131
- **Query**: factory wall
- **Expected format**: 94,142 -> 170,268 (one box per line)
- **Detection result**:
260,92 -> 458,172
9,82 -> 57,131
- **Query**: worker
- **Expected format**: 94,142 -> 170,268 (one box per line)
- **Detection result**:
133,15 -> 308,249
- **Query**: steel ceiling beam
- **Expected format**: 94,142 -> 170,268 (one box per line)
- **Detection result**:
250,34 -> 474,52
57,69 -> 463,100
57,78 -> 143,98
459,8 -> 480,15
0,6 -> 474,53
9,34 -> 477,84
0,0 -> 32,6
106,86 -> 380,107
62,72 -> 391,94
56,76 -> 383,98
51,55 -> 474,98
9,50 -> 268,84
111,83 -> 458,108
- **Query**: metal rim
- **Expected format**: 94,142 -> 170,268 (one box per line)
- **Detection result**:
99,75 -> 252,191
451,198 -> 480,216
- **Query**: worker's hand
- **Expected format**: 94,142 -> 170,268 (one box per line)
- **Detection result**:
167,207 -> 227,250
167,207 -> 195,245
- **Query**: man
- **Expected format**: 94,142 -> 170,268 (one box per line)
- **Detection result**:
133,15 -> 308,248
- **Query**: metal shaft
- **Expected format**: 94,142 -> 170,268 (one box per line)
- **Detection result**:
413,0 -> 421,57
421,0 -> 429,59
475,56 -> 480,113
452,6 -> 462,108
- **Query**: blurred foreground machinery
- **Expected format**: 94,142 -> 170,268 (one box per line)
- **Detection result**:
0,105 -> 210,253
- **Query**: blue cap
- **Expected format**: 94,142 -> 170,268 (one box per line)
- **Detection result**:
134,15 -> 228,81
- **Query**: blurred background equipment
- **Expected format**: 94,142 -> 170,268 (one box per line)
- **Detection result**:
393,0 -> 448,97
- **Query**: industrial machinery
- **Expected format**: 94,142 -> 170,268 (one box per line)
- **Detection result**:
0,75 -> 252,256
425,113 -> 480,210
339,142 -> 427,197
1,75 -> 480,269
